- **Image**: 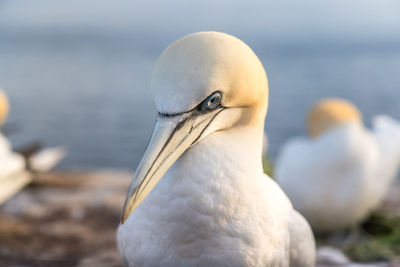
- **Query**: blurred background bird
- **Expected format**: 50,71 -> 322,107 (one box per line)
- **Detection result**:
0,89 -> 29,204
0,88 -> 66,204
275,98 -> 400,232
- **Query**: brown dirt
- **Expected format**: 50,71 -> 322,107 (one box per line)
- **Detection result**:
0,171 -> 131,267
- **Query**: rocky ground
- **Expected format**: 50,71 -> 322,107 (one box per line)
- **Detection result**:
0,171 -> 399,266
0,171 -> 128,267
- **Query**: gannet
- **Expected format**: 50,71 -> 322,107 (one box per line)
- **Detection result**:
276,98 -> 400,232
117,32 -> 315,266
0,89 -> 66,204
0,89 -> 29,204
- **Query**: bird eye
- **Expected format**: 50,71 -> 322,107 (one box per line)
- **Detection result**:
201,91 -> 222,111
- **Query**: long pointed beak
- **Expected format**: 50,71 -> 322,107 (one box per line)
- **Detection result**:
121,109 -> 223,223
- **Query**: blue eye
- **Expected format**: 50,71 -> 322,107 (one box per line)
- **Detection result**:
201,92 -> 222,111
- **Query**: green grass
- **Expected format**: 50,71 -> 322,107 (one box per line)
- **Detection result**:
345,213 -> 400,262
315,213 -> 400,263
262,155 -> 274,178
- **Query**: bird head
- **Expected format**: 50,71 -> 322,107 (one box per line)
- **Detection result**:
121,32 -> 268,223
0,89 -> 9,126
307,98 -> 362,138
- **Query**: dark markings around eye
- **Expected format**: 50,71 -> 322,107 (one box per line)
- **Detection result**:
158,91 -> 223,118
199,91 -> 222,111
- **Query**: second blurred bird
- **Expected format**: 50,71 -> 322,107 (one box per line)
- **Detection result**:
275,98 -> 400,232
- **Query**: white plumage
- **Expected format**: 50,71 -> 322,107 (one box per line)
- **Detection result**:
0,88 -> 30,204
0,133 -> 26,177
0,134 -> 65,204
276,99 -> 400,232
28,146 -> 66,173
119,128 -> 314,266
0,133 -> 30,204
369,115 -> 400,209
117,32 -> 315,266
0,88 -> 65,204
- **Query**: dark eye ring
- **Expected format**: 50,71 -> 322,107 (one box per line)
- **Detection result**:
201,91 -> 222,111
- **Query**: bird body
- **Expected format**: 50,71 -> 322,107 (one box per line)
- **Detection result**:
369,115 -> 400,209
0,132 -> 30,204
276,99 -> 400,232
0,89 -> 29,204
0,88 -> 65,204
119,128 -> 289,266
276,123 -> 378,231
118,32 -> 315,266
0,133 -> 26,177
119,127 -> 314,266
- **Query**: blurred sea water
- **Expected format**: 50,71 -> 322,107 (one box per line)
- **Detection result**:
0,0 -> 400,169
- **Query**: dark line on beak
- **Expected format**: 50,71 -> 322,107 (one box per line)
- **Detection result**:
159,110 -> 193,118
134,115 -> 199,200
121,116 -> 190,223
122,107 -> 225,223
131,116 -> 190,203
191,108 -> 225,146
136,108 -> 224,199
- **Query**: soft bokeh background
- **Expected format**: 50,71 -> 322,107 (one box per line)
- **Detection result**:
1,0 -> 399,169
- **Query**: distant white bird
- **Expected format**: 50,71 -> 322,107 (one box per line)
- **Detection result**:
117,32 -> 315,266
0,132 -> 26,178
276,98 -> 400,232
0,88 -> 65,204
0,89 -> 29,204
27,146 -> 66,173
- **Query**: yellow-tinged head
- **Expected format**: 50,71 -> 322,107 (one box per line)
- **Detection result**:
121,32 -> 269,223
0,89 -> 9,125
152,31 -> 269,125
307,98 -> 362,138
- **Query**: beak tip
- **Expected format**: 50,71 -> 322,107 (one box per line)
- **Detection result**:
121,202 -> 132,224
120,199 -> 129,224
121,210 -> 130,224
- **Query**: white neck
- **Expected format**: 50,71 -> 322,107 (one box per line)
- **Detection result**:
168,125 -> 264,185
